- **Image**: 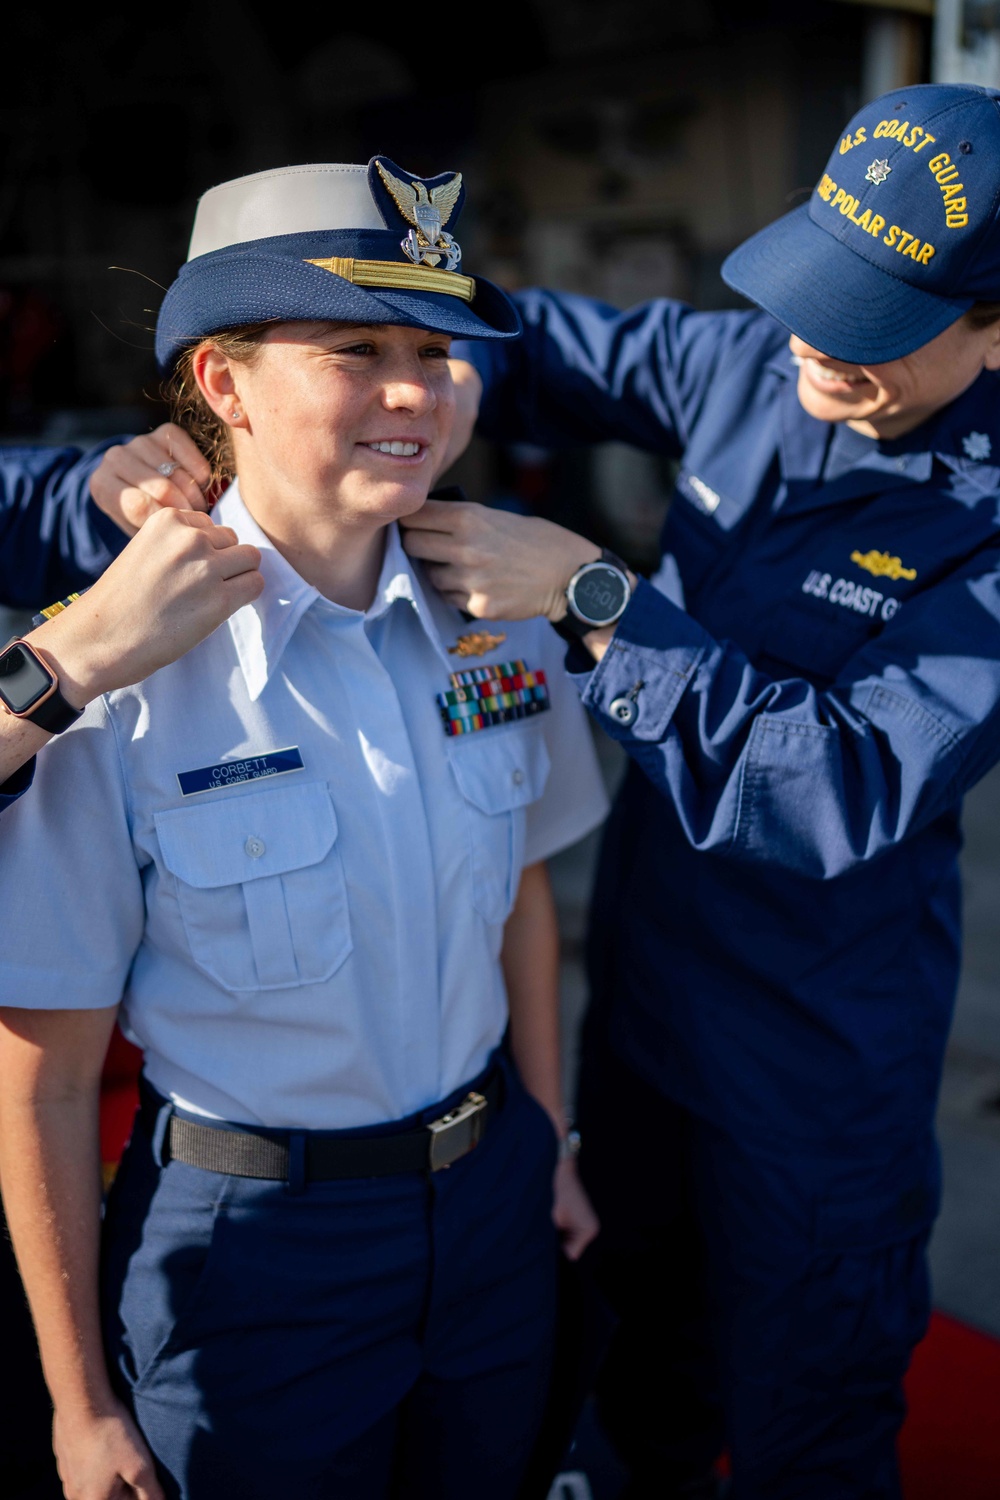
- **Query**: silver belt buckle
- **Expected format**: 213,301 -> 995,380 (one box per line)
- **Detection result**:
427,1091 -> 488,1171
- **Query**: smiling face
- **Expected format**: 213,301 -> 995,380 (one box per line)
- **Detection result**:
790,314 -> 1000,439
195,320 -> 455,528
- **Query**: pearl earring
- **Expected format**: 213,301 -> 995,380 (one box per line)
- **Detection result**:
231,406 -> 242,421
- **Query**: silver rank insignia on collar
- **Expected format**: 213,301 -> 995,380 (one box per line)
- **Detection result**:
376,161 -> 463,271
962,431 -> 991,461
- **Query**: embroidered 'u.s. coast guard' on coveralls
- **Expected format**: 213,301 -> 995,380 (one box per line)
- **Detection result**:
0,482 -> 608,1498
456,289 -> 1000,1497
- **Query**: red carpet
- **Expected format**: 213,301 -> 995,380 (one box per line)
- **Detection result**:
900,1311 -> 1000,1499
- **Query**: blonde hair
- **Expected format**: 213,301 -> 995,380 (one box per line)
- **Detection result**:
163,324 -> 274,487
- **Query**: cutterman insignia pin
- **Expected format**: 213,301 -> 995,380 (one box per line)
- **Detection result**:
962,431 -> 991,461
449,630 -> 508,658
865,158 -> 892,186
851,549 -> 917,581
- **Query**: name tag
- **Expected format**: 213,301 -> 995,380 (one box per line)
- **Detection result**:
176,747 -> 304,797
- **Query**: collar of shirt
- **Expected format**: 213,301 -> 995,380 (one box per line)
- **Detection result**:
765,348 -> 944,511
214,482 -> 453,701
766,346 -> 1000,488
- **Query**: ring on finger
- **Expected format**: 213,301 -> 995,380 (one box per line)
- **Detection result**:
157,460 -> 179,478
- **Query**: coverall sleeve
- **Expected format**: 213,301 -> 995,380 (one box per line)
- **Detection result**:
0,759 -> 35,811
580,561 -> 1000,878
456,289 -> 767,457
0,440 -> 128,608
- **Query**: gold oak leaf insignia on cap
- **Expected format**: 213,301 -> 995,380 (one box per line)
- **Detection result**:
448,630 -> 508,658
851,548 -> 916,581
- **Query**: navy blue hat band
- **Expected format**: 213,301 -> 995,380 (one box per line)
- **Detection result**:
155,252 -> 520,369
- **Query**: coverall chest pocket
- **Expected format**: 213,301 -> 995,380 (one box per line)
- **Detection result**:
755,601 -> 879,688
447,729 -> 551,924
154,780 -> 352,992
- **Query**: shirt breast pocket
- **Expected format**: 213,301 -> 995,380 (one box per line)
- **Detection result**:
153,780 -> 352,992
447,728 -> 552,925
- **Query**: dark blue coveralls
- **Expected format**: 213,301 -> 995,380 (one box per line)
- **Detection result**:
457,292 -> 1000,1497
0,441 -> 124,1500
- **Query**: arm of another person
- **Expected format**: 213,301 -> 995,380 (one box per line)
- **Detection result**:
414,537 -> 1000,878
0,441 -> 122,606
0,1006 -> 163,1500
0,425 -> 214,610
406,293 -> 778,614
0,506 -> 262,797
502,860 -> 598,1262
453,287 -> 774,454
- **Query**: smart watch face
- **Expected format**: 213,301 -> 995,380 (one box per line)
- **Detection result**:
0,641 -> 56,716
566,562 -> 630,627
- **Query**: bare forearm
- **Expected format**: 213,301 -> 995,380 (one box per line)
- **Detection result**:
502,861 -> 566,1137
0,1009 -> 118,1418
502,862 -> 600,1260
0,1094 -> 113,1416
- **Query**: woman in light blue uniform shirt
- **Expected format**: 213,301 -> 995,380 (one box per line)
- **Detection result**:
0,159 -> 607,1500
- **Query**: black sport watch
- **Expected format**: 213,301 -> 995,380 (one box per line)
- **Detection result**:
0,638 -> 83,735
553,549 -> 632,641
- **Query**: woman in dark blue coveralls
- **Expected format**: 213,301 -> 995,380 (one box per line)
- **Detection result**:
401,83 -> 1000,1498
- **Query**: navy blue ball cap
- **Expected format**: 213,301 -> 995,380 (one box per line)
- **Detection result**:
722,84 -> 1000,364
155,158 -> 521,371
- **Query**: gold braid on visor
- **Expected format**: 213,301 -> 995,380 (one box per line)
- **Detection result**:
305,257 -> 476,304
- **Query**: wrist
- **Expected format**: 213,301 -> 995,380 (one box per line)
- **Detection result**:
544,540 -> 602,623
48,1362 -> 124,1429
27,616 -> 108,709
552,548 -> 633,644
53,1389 -> 123,1426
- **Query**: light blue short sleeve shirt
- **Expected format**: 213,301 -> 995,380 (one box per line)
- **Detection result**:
0,486 -> 608,1128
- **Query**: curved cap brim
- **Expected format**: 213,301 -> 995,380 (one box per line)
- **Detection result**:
155,253 -> 521,371
722,204 -> 973,364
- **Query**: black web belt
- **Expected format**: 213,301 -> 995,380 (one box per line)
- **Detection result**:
139,1069 -> 503,1181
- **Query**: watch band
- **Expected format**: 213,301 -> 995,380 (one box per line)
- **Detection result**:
0,639 -> 83,734
553,548 -> 631,642
24,685 -> 83,734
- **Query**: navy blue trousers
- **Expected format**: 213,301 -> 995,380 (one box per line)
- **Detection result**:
576,1042 -> 936,1500
100,1060 -> 558,1499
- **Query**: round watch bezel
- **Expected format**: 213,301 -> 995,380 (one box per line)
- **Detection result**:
565,560 -> 631,628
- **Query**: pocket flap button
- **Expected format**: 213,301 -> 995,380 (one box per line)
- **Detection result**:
245,835 -> 266,859
610,697 -> 637,726
511,768 -> 525,786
